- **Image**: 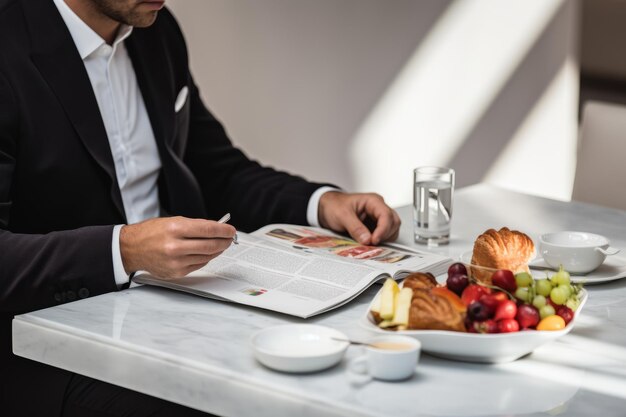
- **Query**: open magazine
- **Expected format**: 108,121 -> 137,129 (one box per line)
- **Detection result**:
133,224 -> 452,318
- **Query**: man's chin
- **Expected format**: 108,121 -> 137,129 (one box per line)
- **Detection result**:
127,11 -> 159,28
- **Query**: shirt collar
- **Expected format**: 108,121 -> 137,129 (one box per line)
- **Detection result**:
52,0 -> 133,60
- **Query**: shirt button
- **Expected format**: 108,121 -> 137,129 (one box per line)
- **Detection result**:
66,290 -> 77,301
78,288 -> 90,299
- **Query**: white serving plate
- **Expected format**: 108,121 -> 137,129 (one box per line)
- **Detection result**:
251,324 -> 349,373
359,284 -> 587,364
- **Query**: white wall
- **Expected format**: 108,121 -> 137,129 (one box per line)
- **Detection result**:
167,0 -> 579,206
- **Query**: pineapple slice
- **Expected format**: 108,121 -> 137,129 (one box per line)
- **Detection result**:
370,286 -> 383,323
392,287 -> 413,327
370,287 -> 382,315
379,279 -> 399,320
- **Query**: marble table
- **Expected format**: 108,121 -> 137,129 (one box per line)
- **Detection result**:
13,184 -> 626,416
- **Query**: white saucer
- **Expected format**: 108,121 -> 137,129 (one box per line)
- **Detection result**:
460,250 -> 626,284
530,256 -> 626,284
250,324 -> 349,373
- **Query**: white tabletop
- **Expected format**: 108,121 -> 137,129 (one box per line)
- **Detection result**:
13,184 -> 626,416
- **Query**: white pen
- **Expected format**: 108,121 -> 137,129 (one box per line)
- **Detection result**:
218,213 -> 239,244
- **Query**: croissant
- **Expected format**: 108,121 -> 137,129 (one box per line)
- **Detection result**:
471,227 -> 535,284
408,289 -> 466,332
402,272 -> 437,291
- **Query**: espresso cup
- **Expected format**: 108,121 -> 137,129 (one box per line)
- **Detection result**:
348,336 -> 420,381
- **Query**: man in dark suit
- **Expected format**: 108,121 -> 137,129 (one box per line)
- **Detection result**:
0,0 -> 401,415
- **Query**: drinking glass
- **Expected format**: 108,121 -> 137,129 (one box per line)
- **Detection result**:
413,166 -> 455,245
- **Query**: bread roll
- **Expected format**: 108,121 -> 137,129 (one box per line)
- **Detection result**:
402,272 -> 437,291
471,227 -> 535,284
408,289 -> 466,332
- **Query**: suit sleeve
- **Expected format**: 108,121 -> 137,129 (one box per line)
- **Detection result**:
0,70 -> 118,315
183,77 -> 332,232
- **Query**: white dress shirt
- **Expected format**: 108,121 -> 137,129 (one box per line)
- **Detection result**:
53,0 -> 334,287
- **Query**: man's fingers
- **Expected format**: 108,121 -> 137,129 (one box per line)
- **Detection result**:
169,217 -> 236,239
370,211 -> 394,245
165,237 -> 233,257
364,197 -> 401,244
376,210 -> 401,243
340,210 -> 372,245
183,253 -> 222,265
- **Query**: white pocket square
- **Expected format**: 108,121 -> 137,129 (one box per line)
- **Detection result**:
174,86 -> 189,113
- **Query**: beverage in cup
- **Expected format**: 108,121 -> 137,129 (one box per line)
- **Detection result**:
413,166 -> 454,246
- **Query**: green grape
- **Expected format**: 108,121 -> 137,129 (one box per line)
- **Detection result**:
550,274 -> 559,286
540,304 -> 556,319
515,287 -> 530,302
515,272 -> 533,288
554,266 -> 571,286
532,295 -> 547,309
558,284 -> 572,298
550,287 -> 567,305
536,279 -> 552,297
566,298 -> 580,311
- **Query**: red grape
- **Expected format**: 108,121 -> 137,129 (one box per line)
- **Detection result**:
556,305 -> 574,324
516,304 -> 540,329
448,262 -> 468,277
491,269 -> 517,292
446,274 -> 469,296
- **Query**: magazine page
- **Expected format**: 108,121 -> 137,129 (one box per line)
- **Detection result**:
133,232 -> 388,318
251,224 -> 451,277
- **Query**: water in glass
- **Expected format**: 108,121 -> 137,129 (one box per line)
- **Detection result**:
413,180 -> 452,244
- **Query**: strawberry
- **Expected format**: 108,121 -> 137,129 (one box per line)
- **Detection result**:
461,284 -> 491,307
479,292 -> 508,317
497,318 -> 520,333
494,300 -> 517,321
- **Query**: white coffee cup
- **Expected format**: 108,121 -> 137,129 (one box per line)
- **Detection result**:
348,336 -> 420,381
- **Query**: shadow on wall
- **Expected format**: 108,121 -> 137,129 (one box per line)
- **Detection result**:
167,0 -> 452,190
348,0 -> 578,206
167,1 -> 577,206
448,0 -> 572,188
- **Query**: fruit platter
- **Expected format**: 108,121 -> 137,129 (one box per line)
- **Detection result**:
360,227 -> 588,363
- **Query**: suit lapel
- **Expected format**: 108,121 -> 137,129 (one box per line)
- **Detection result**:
126,29 -> 207,218
24,0 -> 126,221
124,29 -> 175,152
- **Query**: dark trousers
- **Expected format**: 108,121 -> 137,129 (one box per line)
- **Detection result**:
61,373 -> 214,417
3,355 -> 214,417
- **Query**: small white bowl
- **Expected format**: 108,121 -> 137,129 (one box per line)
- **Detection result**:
251,324 -> 348,373
540,231 -> 620,273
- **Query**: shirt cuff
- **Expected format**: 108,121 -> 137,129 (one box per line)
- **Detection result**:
112,224 -> 131,288
306,186 -> 341,227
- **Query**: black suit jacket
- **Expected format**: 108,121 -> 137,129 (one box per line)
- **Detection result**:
0,0 -> 326,414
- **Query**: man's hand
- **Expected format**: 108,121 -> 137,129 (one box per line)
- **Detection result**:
318,191 -> 401,246
120,216 -> 236,279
